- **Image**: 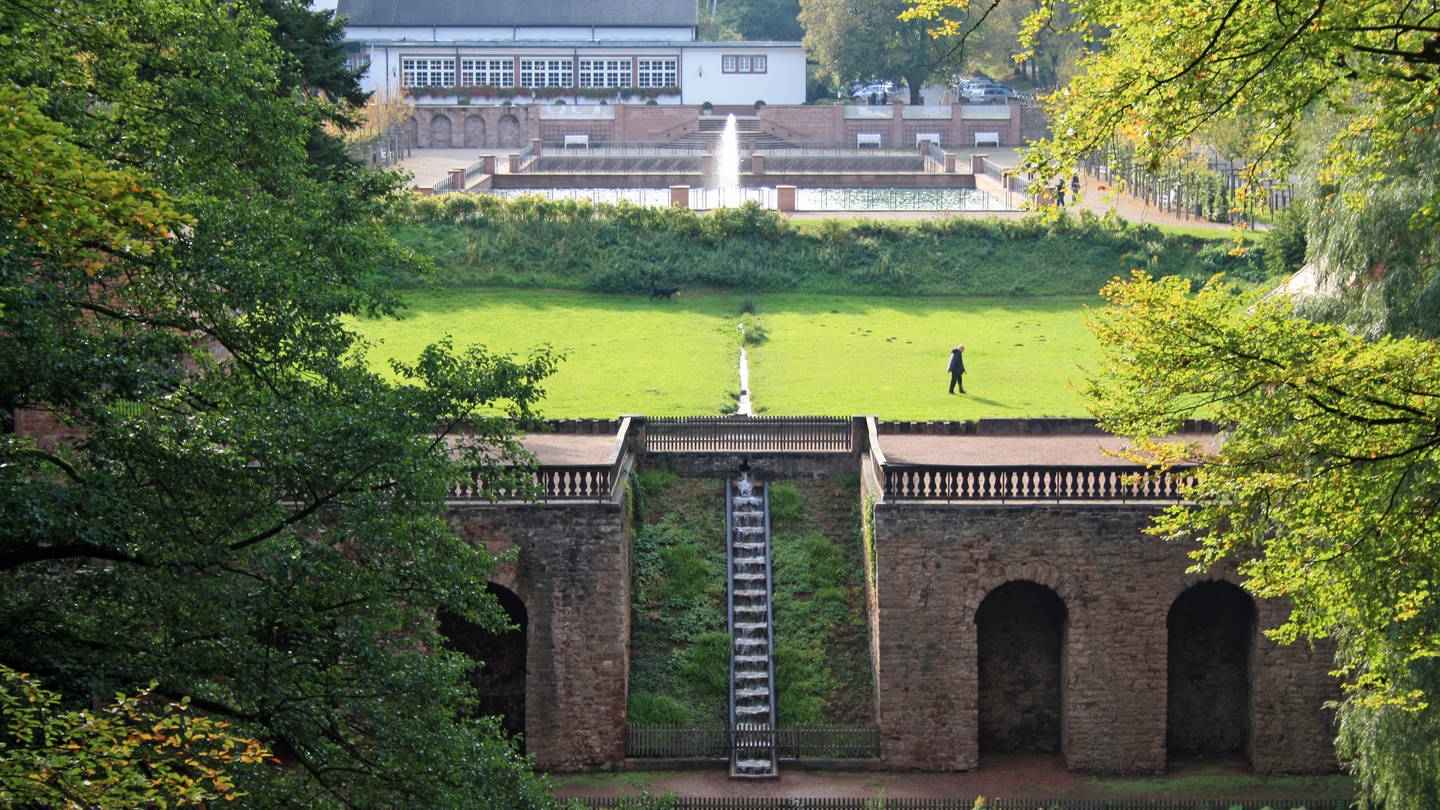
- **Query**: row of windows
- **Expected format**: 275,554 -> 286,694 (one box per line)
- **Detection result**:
722,55 -> 767,73
401,57 -> 680,89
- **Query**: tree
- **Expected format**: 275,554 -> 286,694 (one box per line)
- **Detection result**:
710,0 -> 804,42
0,666 -> 273,807
1085,272 -> 1440,808
1,0 -> 558,806
800,0 -> 956,101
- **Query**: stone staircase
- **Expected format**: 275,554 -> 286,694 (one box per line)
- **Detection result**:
674,115 -> 794,152
726,471 -> 778,779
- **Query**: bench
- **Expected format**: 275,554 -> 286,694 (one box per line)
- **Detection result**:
856,133 -> 882,148
974,131 -> 1001,148
915,132 -> 941,147
563,134 -> 590,149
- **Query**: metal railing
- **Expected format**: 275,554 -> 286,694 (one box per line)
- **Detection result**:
626,724 -> 878,759
882,464 -> 1196,502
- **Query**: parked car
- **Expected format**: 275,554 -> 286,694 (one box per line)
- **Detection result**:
963,86 -> 1013,104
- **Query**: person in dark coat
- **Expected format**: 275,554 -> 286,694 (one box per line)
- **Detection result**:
947,344 -> 966,394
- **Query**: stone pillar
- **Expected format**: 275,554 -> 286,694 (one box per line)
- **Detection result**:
670,185 -> 690,208
530,137 -> 543,156
701,153 -> 714,180
449,168 -> 466,191
971,153 -> 988,175
508,153 -> 522,172
480,155 -> 496,175
416,187 -> 436,196
776,184 -> 796,213
751,153 -> 765,176
944,153 -> 956,173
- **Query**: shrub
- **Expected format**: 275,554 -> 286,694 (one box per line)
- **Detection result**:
627,691 -> 693,724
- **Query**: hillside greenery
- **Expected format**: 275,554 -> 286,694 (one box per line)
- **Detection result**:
390,194 -> 1269,297
627,473 -> 872,726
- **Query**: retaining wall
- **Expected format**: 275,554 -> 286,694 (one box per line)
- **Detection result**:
869,500 -> 1337,774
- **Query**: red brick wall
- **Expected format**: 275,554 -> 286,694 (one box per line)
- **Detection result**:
447,501 -> 632,772
869,501 -> 1337,774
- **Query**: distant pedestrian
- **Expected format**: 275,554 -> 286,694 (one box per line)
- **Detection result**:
947,344 -> 966,394
1055,178 -> 1066,206
1070,174 -> 1080,202
869,91 -> 877,105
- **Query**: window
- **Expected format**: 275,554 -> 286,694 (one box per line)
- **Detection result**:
460,58 -> 514,87
721,54 -> 767,74
578,58 -> 632,88
519,58 -> 573,88
636,58 -> 677,88
400,57 -> 456,88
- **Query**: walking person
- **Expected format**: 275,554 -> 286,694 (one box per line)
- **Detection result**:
947,344 -> 966,394
1054,178 -> 1066,206
1070,173 -> 1080,203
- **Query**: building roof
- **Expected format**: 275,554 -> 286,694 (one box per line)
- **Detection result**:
337,0 -> 699,28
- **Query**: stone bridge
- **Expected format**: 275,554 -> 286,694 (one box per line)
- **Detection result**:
447,416 -> 1337,776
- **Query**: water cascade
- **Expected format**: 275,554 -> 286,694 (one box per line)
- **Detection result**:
725,469 -> 778,778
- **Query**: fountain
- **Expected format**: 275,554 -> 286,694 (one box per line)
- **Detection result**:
707,113 -> 744,207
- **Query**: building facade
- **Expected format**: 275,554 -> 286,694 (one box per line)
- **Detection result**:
337,0 -> 806,107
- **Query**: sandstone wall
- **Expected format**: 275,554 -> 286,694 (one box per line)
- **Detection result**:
448,500 -> 632,771
870,501 -> 1337,774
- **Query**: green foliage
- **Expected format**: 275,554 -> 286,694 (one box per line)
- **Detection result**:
0,666 -> 271,807
0,1 -> 558,806
1086,272 -> 1440,808
1336,656 -> 1440,810
392,194 -> 1230,297
626,691 -> 694,725
627,478 -> 873,726
1262,199 -> 1310,278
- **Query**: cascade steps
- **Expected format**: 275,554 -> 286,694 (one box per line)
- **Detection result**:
726,472 -> 778,779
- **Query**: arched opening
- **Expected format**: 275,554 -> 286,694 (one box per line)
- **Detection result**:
976,581 -> 1067,754
439,583 -> 528,745
1167,581 -> 1254,762
429,113 -> 454,148
498,114 -> 522,147
464,114 -> 487,147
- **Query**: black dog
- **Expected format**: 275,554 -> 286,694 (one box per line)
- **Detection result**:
650,285 -> 680,300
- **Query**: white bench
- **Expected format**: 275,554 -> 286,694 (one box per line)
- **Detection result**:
856,133 -> 882,148
563,134 -> 590,149
915,132 -> 941,147
974,131 -> 1001,148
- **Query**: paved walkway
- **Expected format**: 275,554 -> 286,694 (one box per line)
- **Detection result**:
515,429 -> 1217,468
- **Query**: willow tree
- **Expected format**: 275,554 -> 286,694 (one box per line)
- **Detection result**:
0,1 -> 556,806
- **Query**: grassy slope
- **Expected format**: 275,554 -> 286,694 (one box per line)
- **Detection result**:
627,473 -> 873,726
351,289 -> 1101,419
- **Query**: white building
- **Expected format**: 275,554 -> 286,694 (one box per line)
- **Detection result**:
337,0 -> 805,107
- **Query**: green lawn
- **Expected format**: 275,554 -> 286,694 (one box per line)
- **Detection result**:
350,288 -> 1104,419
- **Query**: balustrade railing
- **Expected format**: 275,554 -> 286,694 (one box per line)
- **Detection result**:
646,416 -> 852,453
883,464 -> 1195,501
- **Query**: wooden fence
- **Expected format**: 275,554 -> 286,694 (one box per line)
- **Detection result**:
883,465 -> 1196,501
627,725 -> 878,759
576,798 -> 1348,810
645,417 -> 853,453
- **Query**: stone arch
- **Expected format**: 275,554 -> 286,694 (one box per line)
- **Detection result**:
439,582 -> 528,746
464,114 -> 487,147
497,113 -> 523,148
975,580 -> 1068,754
429,113 -> 455,148
1167,580 -> 1254,761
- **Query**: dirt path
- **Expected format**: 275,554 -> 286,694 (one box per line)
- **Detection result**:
551,756 -> 1350,803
